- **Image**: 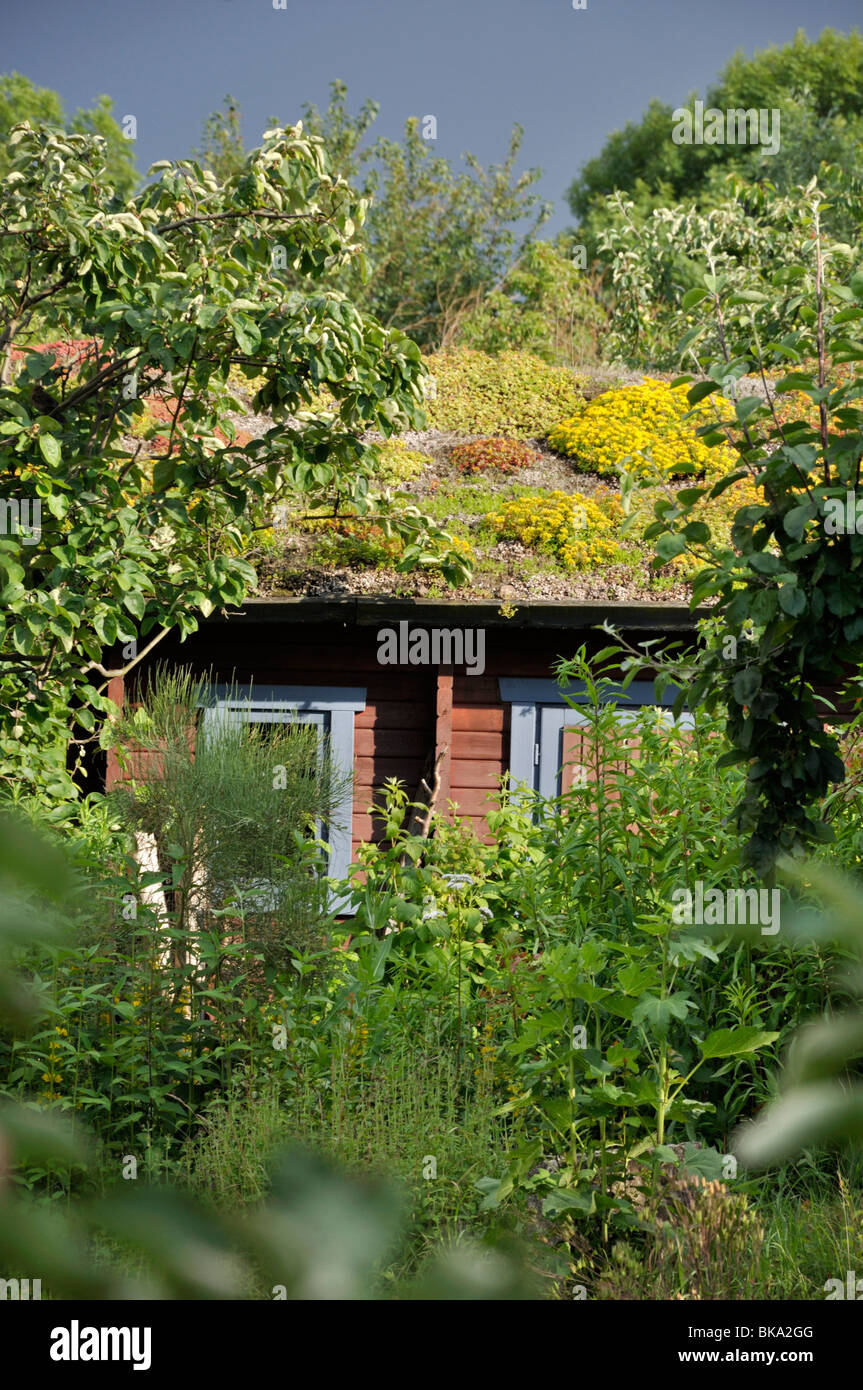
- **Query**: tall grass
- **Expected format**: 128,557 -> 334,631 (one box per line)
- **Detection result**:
183,1024 -> 513,1285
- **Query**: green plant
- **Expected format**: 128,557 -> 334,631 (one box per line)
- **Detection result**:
0,810 -> 535,1300
456,237 -> 606,368
422,348 -> 586,437
372,438 -> 432,486
0,71 -> 138,197
488,489 -> 623,569
569,30 -> 863,258
547,379 -> 736,479
0,117 -> 465,803
352,119 -> 551,352
109,665 -> 342,969
305,514 -> 406,568
596,1172 -> 765,1300
734,860 -> 863,1169
634,180 -> 863,873
753,1163 -> 863,1298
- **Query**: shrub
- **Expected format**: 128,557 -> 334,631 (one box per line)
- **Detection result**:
670,474 -> 763,576
547,378 -> 736,479
307,514 -> 474,573
110,666 -> 340,971
624,472 -> 763,578
596,1174 -> 765,1300
423,348 -> 586,438
450,437 -> 540,475
372,438 -> 432,486
308,516 -> 407,568
487,488 -> 623,569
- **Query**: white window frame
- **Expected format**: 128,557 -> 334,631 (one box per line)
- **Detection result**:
200,685 -> 365,897
498,677 -> 694,798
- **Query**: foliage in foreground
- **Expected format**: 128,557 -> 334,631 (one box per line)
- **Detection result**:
0,810 -> 534,1299
4,645 -> 863,1296
0,117 -> 468,804
606,179 -> 863,874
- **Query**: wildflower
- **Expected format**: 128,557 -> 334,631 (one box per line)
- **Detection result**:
489,490 -> 622,570
548,379 -> 736,480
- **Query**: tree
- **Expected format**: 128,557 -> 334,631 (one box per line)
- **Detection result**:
456,236 -> 605,368
0,121 -> 467,801
616,179 -> 863,875
567,29 -> 863,245
358,119 -> 551,351
192,94 -> 245,183
298,79 -> 379,191
0,72 -> 137,198
195,86 -> 551,352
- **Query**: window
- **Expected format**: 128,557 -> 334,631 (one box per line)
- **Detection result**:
200,685 -> 366,893
498,677 -> 694,799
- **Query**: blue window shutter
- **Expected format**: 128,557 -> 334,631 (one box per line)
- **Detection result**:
498,677 -> 693,798
200,685 -> 365,909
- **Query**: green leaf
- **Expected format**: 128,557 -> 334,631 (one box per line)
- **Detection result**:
541,1186 -> 596,1217
734,396 -> 765,424
123,591 -> 146,620
687,381 -> 719,405
632,993 -> 692,1033
778,585 -> 806,616
700,1026 -> 779,1060
655,533 -> 687,562
38,434 -> 61,466
732,669 -> 761,704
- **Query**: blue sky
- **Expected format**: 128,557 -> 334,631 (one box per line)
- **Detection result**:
5,0 -> 861,233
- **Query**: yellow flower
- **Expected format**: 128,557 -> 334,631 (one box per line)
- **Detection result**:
489,490 -> 622,570
548,379 -> 736,480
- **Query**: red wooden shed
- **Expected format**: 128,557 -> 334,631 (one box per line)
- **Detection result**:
108,597 -> 701,885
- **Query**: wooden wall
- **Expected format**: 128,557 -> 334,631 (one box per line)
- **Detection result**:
113,612 -> 684,857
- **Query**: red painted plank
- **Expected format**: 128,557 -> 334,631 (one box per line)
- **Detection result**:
353,756 -> 425,785
451,730 -> 504,760
448,787 -> 500,817
352,813 -> 387,840
355,701 -> 431,729
452,706 -> 504,732
355,728 -> 430,758
452,677 -> 501,704
450,761 -> 503,790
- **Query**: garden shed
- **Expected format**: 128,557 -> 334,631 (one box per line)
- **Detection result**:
107,596 -> 700,883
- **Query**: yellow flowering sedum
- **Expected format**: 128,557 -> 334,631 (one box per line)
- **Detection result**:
547,379 -> 736,480
488,490 -> 623,570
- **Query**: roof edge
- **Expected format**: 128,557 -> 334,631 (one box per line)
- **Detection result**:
205,596 -> 704,630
